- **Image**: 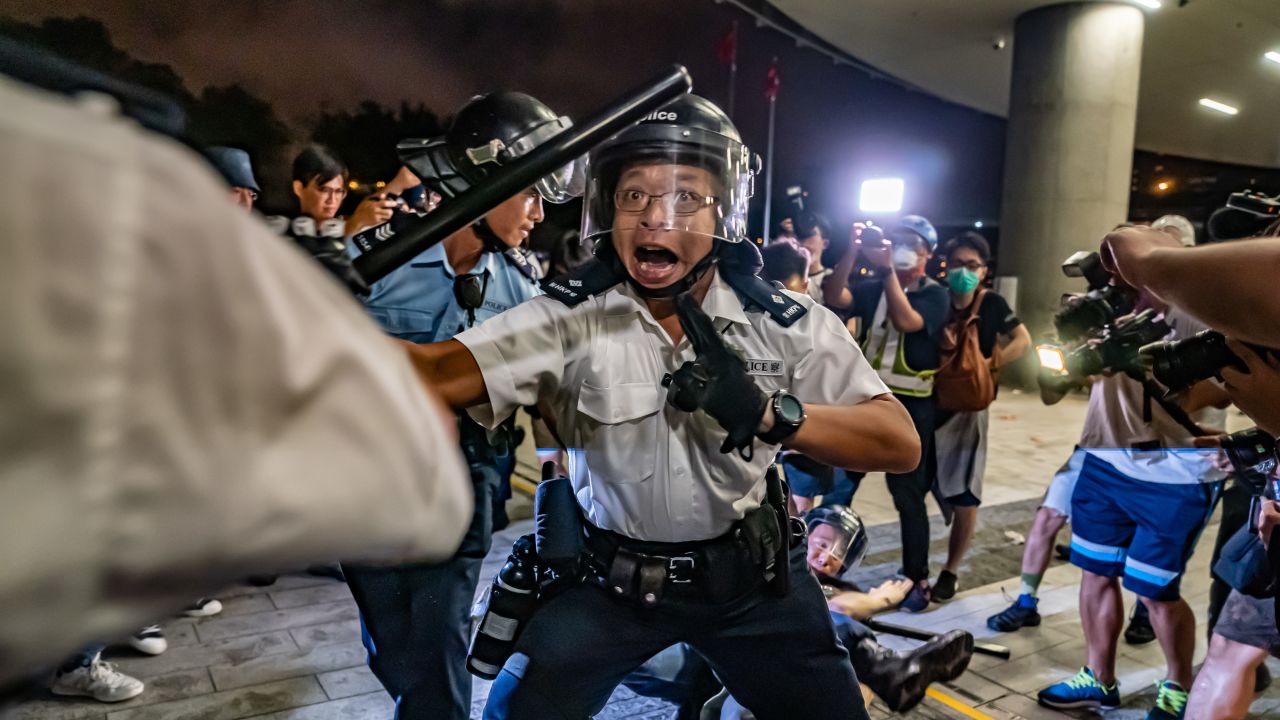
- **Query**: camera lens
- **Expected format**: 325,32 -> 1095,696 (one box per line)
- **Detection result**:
1141,330 -> 1240,394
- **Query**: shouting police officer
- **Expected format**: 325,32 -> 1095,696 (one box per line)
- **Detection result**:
402,95 -> 920,719
342,92 -> 578,720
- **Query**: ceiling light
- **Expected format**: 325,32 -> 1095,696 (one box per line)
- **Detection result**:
1131,0 -> 1161,8
1266,51 -> 1280,65
1156,181 -> 1169,191
973,221 -> 984,229
1199,98 -> 1239,115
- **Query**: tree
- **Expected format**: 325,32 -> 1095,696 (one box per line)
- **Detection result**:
309,101 -> 443,184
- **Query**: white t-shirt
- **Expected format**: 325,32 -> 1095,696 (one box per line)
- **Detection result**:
458,269 -> 890,542
1079,308 -> 1222,484
806,267 -> 833,305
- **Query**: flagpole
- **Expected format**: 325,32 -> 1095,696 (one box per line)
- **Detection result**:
727,20 -> 738,118
762,91 -> 776,243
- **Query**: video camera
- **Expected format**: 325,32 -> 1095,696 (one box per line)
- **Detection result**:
1036,251 -> 1161,392
1052,251 -> 1138,342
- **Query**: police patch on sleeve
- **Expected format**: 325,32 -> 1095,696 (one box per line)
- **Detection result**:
743,357 -> 784,376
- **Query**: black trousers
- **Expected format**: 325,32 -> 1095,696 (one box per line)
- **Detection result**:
482,545 -> 869,720
847,394 -> 937,582
1209,476 -> 1253,634
343,462 -> 497,720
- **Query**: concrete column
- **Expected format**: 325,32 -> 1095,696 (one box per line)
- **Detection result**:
999,2 -> 1144,364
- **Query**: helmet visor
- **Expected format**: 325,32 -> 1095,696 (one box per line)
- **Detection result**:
582,129 -> 757,247
505,116 -> 585,204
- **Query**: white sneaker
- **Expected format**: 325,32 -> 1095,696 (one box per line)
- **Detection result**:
183,597 -> 223,618
128,625 -> 167,655
50,660 -> 144,703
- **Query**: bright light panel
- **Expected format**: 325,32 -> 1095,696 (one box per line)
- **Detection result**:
1199,98 -> 1239,115
973,220 -> 984,229
1037,346 -> 1066,373
1132,0 -> 1161,8
859,178 -> 904,213
1266,51 -> 1280,65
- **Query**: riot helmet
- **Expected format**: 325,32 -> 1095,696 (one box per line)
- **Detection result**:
397,91 -> 583,205
804,505 -> 869,581
581,94 -> 760,298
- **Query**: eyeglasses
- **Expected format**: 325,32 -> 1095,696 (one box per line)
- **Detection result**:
949,260 -> 986,272
614,189 -> 718,215
311,185 -> 347,200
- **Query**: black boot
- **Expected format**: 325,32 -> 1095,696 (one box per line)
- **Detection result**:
852,630 -> 975,713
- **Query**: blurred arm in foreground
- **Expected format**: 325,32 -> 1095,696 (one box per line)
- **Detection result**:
0,74 -> 471,686
1101,226 -> 1280,348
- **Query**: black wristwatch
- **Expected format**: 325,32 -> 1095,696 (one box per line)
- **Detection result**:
757,390 -> 806,445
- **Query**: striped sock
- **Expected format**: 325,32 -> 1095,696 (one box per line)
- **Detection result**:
1019,573 -> 1042,598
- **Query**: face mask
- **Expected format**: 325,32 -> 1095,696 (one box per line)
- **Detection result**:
892,245 -> 920,271
948,267 -> 981,294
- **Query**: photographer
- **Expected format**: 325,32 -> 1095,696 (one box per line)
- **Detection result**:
842,215 -> 949,611
1034,266 -> 1228,718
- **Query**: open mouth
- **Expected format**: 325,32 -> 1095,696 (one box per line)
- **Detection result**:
633,245 -> 680,284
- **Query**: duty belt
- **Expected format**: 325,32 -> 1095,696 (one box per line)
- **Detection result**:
580,505 -> 797,608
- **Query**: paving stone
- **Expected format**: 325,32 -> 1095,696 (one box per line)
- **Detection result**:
5,668 -> 214,720
981,691 -> 1096,720
209,594 -> 277,618
213,575 -> 342,601
290,620 -> 362,651
269,584 -> 354,611
194,602 -> 359,643
938,667 -> 1019,705
315,666 -> 381,701
105,677 -> 326,720
253,691 -> 395,720
112,631 -> 297,679
209,642 -> 367,692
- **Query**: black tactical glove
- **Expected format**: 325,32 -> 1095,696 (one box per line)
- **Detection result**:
662,291 -> 767,458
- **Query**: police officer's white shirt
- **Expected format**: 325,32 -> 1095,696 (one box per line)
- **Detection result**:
0,75 -> 472,685
458,268 -> 890,542
1078,307 -> 1222,484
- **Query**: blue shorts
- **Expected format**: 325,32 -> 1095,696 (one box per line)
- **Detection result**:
1069,453 -> 1220,601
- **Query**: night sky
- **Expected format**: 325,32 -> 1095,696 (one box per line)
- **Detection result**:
0,0 -> 1009,233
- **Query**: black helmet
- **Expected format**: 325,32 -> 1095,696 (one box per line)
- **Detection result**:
581,94 -> 760,297
397,91 -> 582,204
804,505 -> 869,580
583,94 -> 758,245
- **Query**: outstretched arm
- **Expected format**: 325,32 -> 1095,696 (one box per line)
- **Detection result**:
401,339 -> 488,410
767,393 -> 920,474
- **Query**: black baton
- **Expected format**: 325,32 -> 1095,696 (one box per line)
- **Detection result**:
353,64 -> 692,285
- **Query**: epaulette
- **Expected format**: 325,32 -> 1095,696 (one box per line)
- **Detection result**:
501,247 -> 542,282
541,258 -> 625,306
721,271 -> 807,327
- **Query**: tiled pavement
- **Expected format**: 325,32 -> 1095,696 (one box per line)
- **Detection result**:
6,392 -> 1279,719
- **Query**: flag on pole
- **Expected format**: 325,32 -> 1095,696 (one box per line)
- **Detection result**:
764,59 -> 780,99
716,24 -> 738,68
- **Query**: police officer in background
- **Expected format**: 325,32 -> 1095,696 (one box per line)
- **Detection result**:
402,95 -> 920,719
341,92 -> 577,720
